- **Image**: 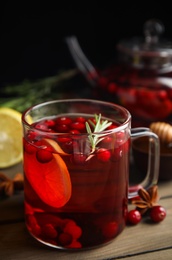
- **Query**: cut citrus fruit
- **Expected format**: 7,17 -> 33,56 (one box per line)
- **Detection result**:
43,138 -> 69,155
24,152 -> 72,208
0,107 -> 23,168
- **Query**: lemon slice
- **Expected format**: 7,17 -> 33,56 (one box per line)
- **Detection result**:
0,107 -> 23,168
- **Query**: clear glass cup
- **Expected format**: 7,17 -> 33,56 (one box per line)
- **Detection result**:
22,99 -> 159,250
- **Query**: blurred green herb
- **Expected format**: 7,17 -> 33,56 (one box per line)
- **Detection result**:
0,69 -> 78,112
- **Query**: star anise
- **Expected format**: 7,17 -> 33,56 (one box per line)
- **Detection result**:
0,172 -> 24,197
131,185 -> 159,215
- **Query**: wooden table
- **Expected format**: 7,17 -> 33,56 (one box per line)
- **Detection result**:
0,163 -> 172,260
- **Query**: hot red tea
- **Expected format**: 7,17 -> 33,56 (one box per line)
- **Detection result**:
23,114 -> 130,249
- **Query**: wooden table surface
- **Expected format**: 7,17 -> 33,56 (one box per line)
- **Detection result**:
0,162 -> 172,260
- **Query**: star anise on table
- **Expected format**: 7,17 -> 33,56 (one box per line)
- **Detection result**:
131,185 -> 159,215
0,172 -> 24,197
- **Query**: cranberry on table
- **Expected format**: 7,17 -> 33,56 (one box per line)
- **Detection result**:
150,205 -> 167,223
127,209 -> 142,225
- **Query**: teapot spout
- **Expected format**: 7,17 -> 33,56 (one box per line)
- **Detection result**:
65,36 -> 99,86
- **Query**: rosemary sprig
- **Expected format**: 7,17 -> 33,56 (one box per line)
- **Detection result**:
0,69 -> 78,112
85,113 -> 112,152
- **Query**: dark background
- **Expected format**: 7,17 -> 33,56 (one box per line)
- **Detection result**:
1,2 -> 172,87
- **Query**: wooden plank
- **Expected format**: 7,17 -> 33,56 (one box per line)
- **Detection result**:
0,197 -> 171,260
1,162 -> 23,179
158,180 -> 172,198
123,248 -> 172,260
0,192 -> 24,223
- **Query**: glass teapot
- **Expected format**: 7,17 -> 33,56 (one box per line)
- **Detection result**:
66,19 -> 172,126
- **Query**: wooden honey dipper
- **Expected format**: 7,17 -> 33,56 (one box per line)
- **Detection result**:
150,122 -> 172,144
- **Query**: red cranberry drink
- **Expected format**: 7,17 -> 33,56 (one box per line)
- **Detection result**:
22,99 -> 159,250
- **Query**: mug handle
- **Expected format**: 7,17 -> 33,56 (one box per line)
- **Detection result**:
128,127 -> 160,199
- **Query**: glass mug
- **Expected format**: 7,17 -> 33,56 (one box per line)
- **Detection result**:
22,99 -> 159,250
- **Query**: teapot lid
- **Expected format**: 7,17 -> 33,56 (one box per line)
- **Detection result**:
117,19 -> 172,72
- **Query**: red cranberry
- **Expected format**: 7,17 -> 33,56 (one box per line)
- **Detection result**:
157,90 -> 167,100
102,221 -> 118,238
127,209 -> 142,225
24,140 -> 37,154
98,76 -> 108,88
45,119 -> 56,127
75,117 -> 86,123
35,123 -> 50,131
107,82 -> 117,94
150,205 -> 166,223
36,149 -> 53,163
41,224 -> 58,239
96,148 -> 111,162
54,124 -> 69,133
57,137 -> 72,144
70,129 -> 80,135
64,222 -> 82,239
70,121 -> 86,132
58,232 -> 73,246
56,117 -> 72,125
107,123 -> 118,130
68,240 -> 82,248
27,131 -> 38,141
71,153 -> 87,164
99,136 -> 113,149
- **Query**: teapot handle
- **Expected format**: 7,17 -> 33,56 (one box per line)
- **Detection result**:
65,36 -> 99,86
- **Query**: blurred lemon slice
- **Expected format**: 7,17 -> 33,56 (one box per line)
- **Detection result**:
0,107 -> 23,168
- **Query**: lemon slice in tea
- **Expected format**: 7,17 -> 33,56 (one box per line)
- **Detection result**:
0,107 -> 23,168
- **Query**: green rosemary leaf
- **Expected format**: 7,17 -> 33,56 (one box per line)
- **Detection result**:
86,113 -> 112,152
0,69 -> 78,112
85,122 -> 95,149
94,114 -> 101,132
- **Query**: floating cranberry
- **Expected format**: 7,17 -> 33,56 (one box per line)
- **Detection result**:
41,224 -> 58,239
27,130 -> 38,141
127,209 -> 142,225
107,82 -> 117,94
70,129 -> 80,135
31,223 -> 42,236
71,153 -> 87,164
64,222 -> 82,239
157,90 -> 168,100
97,76 -> 108,89
35,123 -> 50,131
24,140 -> 37,154
58,232 -> 73,246
150,205 -> 166,223
57,137 -> 72,144
54,124 -> 69,133
70,121 -> 86,132
116,131 -> 126,145
56,117 -> 72,125
44,119 -> 56,127
102,221 -> 118,238
26,214 -> 38,226
36,149 -> 53,163
26,214 -> 41,236
96,148 -> 111,162
75,117 -> 86,123
68,240 -> 82,249
99,137 -> 113,150
107,123 -> 118,130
